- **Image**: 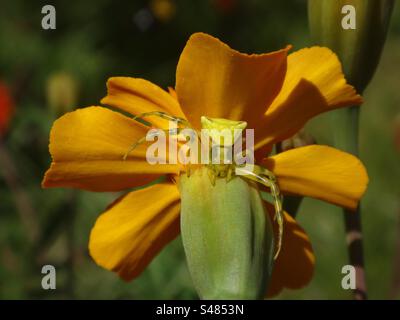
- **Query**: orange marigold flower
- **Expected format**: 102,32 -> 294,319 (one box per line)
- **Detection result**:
42,33 -> 368,297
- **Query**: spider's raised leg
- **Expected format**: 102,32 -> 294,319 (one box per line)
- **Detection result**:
235,165 -> 284,260
252,166 -> 283,225
132,111 -> 190,127
123,127 -> 188,160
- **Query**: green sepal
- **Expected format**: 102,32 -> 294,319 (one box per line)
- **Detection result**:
179,167 -> 274,300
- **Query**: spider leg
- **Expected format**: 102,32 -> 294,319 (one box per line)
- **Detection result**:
123,127 -> 186,160
235,165 -> 284,260
132,111 -> 190,127
122,135 -> 148,161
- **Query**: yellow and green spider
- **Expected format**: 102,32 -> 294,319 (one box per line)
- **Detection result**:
123,111 -> 284,259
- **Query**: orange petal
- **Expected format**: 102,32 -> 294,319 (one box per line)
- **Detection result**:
168,86 -> 178,100
176,32 -> 290,129
265,202 -> 315,297
89,182 -> 181,280
42,106 -> 181,192
263,145 -> 368,210
255,47 -> 363,150
101,77 -> 186,128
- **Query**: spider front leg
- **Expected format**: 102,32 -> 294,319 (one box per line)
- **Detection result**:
252,166 -> 283,231
123,127 -> 188,160
123,111 -> 192,160
235,165 -> 284,260
132,111 -> 190,127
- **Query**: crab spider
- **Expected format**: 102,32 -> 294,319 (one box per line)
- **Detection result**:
125,111 -> 284,259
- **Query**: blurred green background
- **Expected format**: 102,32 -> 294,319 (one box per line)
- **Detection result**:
0,0 -> 399,299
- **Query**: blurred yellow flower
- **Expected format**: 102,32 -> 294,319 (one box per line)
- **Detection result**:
42,33 -> 368,296
46,72 -> 78,116
150,0 -> 176,23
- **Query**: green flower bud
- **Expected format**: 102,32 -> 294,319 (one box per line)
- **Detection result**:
179,167 -> 274,300
308,0 -> 394,92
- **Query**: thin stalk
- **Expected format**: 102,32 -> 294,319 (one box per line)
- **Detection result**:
0,139 -> 39,243
389,205 -> 400,299
332,106 -> 367,300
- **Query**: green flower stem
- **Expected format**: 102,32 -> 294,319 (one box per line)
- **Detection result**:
332,106 -> 367,300
309,0 -> 394,300
332,107 -> 359,155
0,139 -> 39,244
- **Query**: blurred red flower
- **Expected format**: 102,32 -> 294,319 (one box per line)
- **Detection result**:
213,0 -> 237,13
0,82 -> 14,136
